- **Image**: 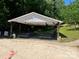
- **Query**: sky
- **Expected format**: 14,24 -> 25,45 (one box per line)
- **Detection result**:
64,0 -> 75,5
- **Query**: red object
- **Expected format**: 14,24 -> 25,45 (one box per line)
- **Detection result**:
3,50 -> 16,59
9,51 -> 16,56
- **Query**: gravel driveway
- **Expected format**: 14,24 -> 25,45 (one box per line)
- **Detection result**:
0,39 -> 79,59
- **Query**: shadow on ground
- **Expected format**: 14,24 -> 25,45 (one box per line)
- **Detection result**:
59,32 -> 67,38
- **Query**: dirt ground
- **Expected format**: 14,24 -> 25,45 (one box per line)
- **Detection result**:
0,38 -> 79,59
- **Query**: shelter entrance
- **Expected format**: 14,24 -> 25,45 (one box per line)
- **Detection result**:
12,23 -> 57,40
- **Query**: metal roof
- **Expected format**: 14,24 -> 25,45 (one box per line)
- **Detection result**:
8,12 -> 63,26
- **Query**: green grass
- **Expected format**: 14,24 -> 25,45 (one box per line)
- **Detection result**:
59,24 -> 79,42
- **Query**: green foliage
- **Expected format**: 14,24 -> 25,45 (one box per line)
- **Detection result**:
59,24 -> 79,42
59,0 -> 79,25
0,0 -> 9,29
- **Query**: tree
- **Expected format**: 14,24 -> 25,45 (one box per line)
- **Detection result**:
58,0 -> 79,29
4,0 -> 25,19
0,0 -> 9,30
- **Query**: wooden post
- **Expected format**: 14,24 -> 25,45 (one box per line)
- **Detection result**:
57,23 -> 60,40
19,24 -> 21,34
10,23 -> 13,37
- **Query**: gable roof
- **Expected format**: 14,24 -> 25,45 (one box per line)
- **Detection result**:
8,12 -> 63,26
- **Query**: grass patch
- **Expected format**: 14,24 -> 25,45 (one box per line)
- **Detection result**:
59,24 -> 79,42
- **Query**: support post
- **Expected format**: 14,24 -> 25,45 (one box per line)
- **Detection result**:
10,23 -> 13,37
19,24 -> 21,34
57,23 -> 60,40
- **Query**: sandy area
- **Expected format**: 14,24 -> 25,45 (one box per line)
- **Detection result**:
0,38 -> 79,59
